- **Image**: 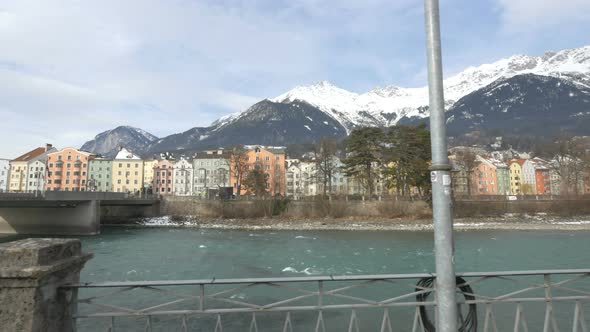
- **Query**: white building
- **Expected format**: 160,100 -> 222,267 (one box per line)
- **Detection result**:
25,146 -> 58,193
192,149 -> 231,198
286,159 -> 305,199
521,159 -> 537,195
173,158 -> 194,196
285,159 -> 320,199
0,159 -> 9,192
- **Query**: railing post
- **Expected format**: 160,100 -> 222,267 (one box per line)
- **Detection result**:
0,238 -> 92,332
423,0 -> 458,331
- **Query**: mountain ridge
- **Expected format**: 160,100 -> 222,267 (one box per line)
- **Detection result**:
80,45 -> 590,156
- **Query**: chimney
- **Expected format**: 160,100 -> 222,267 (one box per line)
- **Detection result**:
45,143 -> 53,152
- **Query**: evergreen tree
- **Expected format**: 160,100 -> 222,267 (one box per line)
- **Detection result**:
342,127 -> 384,198
243,164 -> 268,197
382,124 -> 431,197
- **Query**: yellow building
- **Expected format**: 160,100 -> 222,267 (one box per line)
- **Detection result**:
9,146 -> 49,192
142,159 -> 158,192
508,160 -> 525,195
112,148 -> 144,194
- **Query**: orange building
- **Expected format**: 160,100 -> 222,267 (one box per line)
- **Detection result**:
535,169 -> 551,195
46,148 -> 95,192
230,146 -> 286,197
473,156 -> 499,195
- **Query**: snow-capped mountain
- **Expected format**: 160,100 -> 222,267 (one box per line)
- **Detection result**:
144,99 -> 347,155
83,45 -> 590,155
403,74 -> 590,137
81,126 -> 158,157
270,45 -> 590,130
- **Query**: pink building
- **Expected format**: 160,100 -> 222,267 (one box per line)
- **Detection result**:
153,159 -> 175,195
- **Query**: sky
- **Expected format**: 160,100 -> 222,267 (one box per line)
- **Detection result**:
1,0 -> 589,158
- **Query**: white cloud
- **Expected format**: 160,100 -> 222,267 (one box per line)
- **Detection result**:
497,0 -> 590,32
0,0 -> 427,157
0,0 -> 328,156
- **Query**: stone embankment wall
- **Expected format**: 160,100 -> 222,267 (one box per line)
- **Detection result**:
161,196 -> 590,219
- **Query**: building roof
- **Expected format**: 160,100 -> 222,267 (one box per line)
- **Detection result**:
509,159 -> 526,167
193,151 -> 231,159
114,148 -> 141,160
12,147 -> 47,162
244,145 -> 286,154
47,147 -> 94,156
477,155 -> 508,169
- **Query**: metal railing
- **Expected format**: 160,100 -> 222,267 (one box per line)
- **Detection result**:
64,269 -> 590,331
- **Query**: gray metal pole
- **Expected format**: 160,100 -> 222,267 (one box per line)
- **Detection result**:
423,0 -> 458,331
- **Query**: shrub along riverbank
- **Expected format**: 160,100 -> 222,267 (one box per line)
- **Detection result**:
157,196 -> 590,220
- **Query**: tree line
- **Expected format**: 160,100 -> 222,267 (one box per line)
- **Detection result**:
341,124 -> 431,199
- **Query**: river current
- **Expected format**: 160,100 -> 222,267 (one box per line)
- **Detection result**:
3,223 -> 590,331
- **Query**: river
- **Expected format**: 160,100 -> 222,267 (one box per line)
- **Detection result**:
3,223 -> 590,331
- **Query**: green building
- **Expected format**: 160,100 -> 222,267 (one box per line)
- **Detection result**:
88,158 -> 113,192
496,166 -> 510,196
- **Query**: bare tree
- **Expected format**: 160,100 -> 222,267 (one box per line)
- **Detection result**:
454,150 -> 479,196
229,146 -> 249,198
548,135 -> 588,196
312,139 -> 339,198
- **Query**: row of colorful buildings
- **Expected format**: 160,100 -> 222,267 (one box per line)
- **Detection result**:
2,143 -> 587,198
0,145 -> 287,197
450,153 -> 588,196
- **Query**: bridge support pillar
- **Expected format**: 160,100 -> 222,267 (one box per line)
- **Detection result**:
0,238 -> 92,332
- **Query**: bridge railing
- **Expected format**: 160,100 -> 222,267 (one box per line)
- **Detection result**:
64,269 -> 590,331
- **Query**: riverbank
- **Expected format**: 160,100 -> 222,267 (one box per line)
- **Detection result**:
118,214 -> 590,231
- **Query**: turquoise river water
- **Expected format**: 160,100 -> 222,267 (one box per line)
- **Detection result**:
3,225 -> 590,331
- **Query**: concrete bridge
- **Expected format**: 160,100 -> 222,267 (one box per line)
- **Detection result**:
0,192 -> 160,235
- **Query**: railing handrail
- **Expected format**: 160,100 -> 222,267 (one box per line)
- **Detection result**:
64,269 -> 590,288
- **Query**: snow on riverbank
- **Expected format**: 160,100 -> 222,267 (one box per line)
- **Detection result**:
121,214 -> 590,231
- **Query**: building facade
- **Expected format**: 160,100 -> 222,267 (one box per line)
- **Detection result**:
496,167 -> 510,196
508,160 -> 525,195
535,168 -> 551,195
46,148 -> 94,192
0,159 -> 9,192
173,159 -> 194,196
286,159 -> 304,199
112,148 -> 144,194
230,146 -> 286,197
473,156 -> 499,195
25,146 -> 58,193
193,150 -> 231,198
88,158 -> 113,192
450,163 -> 470,196
470,156 -> 510,195
153,159 -> 175,195
521,159 -> 538,195
142,160 -> 158,193
11,145 -> 54,192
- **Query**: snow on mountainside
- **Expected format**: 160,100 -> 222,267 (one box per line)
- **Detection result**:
81,126 -> 158,157
269,45 -> 590,130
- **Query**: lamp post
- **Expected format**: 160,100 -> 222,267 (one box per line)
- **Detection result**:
423,0 -> 458,331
